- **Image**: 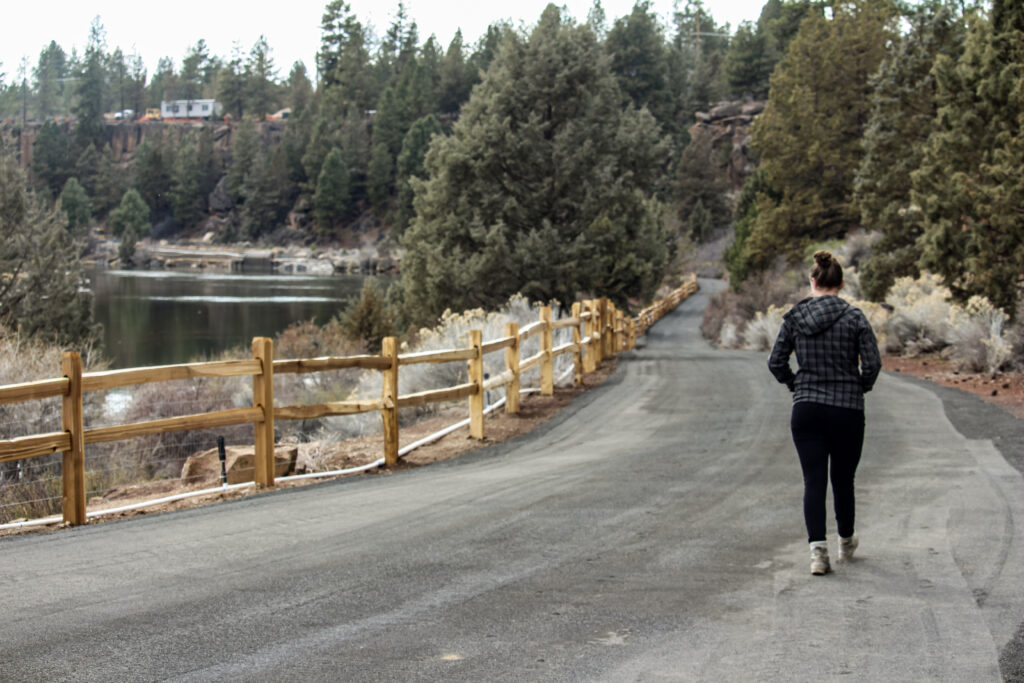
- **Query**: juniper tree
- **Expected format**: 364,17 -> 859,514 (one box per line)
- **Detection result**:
854,1 -> 965,301
911,1 -> 1024,315
738,0 -> 897,275
400,5 -> 671,325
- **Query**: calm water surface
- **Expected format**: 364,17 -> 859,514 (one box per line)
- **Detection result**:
91,269 -> 373,369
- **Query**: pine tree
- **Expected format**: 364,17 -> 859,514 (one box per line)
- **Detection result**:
247,35 -> 278,119
438,30 -> 477,114
73,18 -> 108,154
317,0 -> 374,112
912,3 -> 1024,315
33,41 -> 67,118
725,0 -> 815,100
855,1 -> 965,301
227,118 -> 260,199
31,120 -> 70,197
739,0 -> 897,275
92,144 -> 125,217
171,137 -> 202,227
395,114 -> 442,234
1,147 -> 96,344
366,142 -> 393,210
238,151 -> 282,239
119,224 -> 138,266
59,177 -> 91,236
107,188 -> 151,238
676,132 -> 731,240
218,46 -> 247,119
286,62 -> 313,115
606,0 -> 672,128
724,23 -> 769,98
132,137 -> 172,220
341,277 -> 394,352
74,143 -> 100,198
400,5 -> 671,324
313,148 -> 351,234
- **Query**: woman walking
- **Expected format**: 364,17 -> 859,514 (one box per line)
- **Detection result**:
768,251 -> 882,575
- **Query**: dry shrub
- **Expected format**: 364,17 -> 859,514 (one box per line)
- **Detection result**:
948,296 -> 1014,374
833,230 -> 881,271
742,305 -> 787,351
884,273 -> 956,354
843,298 -> 894,353
0,328 -> 107,522
334,294 -> 574,438
271,319 -> 366,441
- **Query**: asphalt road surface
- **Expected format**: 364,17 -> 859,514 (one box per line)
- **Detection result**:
3,280 -> 1022,681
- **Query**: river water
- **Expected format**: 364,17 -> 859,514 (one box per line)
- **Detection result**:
90,268 -> 373,369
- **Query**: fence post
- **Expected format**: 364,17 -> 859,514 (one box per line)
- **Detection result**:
505,321 -> 520,414
468,329 -> 484,438
571,302 -> 583,385
628,318 -> 636,350
61,352 -> 85,526
252,337 -> 275,487
540,306 -> 554,395
615,310 -> 624,353
381,336 -> 399,467
601,298 -> 612,360
585,299 -> 598,370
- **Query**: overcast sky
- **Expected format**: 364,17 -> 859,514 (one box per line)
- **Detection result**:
1,0 -> 766,82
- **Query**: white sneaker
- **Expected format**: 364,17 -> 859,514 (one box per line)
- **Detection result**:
810,543 -> 831,575
838,534 -> 859,562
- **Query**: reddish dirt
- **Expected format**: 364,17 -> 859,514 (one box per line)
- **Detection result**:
883,355 -> 1024,420
1,362 -> 616,537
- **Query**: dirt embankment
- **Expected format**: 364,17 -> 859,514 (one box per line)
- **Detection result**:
883,355 -> 1024,420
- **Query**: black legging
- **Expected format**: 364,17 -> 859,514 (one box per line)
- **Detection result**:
790,401 -> 865,543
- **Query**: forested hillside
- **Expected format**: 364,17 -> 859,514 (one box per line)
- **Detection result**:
1,0 -> 1021,346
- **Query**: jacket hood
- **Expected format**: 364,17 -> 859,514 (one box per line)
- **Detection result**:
785,295 -> 852,336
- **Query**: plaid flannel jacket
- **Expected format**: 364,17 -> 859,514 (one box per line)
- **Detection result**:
768,295 -> 881,411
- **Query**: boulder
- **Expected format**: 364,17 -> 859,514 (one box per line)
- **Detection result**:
181,445 -> 298,485
741,100 -> 766,116
708,102 -> 744,119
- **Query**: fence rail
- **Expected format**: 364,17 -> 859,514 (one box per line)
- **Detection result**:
0,275 -> 697,525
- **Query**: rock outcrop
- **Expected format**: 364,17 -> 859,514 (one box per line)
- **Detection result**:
689,99 -> 766,192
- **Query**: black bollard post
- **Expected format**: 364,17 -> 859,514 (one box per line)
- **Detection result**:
217,436 -> 227,485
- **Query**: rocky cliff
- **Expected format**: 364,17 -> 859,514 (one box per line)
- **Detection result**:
690,99 -> 765,192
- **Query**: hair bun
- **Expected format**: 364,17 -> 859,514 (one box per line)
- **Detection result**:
814,250 -> 834,268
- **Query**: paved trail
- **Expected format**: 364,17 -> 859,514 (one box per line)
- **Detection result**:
2,281 -> 1022,681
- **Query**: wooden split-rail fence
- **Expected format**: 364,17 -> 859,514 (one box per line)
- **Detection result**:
0,276 -> 698,526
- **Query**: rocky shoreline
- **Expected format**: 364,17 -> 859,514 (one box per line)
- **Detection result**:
86,236 -> 399,275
